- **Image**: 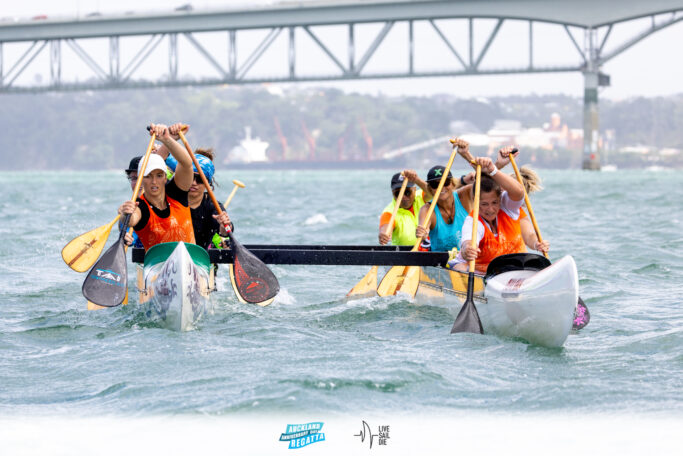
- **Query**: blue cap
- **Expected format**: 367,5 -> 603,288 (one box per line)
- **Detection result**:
165,154 -> 215,183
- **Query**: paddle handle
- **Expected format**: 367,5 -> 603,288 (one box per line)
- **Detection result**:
178,130 -> 232,234
509,154 -> 548,259
131,133 -> 157,203
224,180 -> 246,208
469,165 -> 482,272
412,140 -> 462,251
385,173 -> 408,237
452,140 -> 476,165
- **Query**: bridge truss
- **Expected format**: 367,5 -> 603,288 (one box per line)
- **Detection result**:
1,1 -> 682,168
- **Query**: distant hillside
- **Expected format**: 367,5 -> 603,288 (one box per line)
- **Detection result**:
0,87 -> 681,170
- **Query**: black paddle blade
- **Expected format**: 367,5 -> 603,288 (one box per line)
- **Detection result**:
450,272 -> 484,334
228,234 -> 279,304
82,238 -> 128,307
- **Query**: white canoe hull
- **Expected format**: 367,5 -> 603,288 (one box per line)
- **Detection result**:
138,242 -> 212,331
480,255 -> 578,347
416,255 -> 579,347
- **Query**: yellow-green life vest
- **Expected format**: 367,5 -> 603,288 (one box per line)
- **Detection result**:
381,192 -> 425,246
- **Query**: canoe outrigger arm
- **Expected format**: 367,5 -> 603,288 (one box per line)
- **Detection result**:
132,245 -> 450,267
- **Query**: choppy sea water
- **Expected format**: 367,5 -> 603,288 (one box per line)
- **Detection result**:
0,169 -> 681,453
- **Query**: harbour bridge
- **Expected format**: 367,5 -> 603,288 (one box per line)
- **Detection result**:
1,0 -> 682,169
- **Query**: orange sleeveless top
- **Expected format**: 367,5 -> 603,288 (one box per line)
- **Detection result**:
135,194 -> 195,250
474,210 -> 526,274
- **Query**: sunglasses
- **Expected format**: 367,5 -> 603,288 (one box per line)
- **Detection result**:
127,174 -> 138,183
193,173 -> 212,185
393,186 -> 414,198
428,178 -> 452,190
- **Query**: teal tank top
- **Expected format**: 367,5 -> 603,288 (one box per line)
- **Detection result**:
429,192 -> 468,252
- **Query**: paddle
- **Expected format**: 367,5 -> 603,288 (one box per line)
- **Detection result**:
178,130 -> 280,306
87,226 -> 134,310
82,131 -> 156,307
62,215 -> 121,272
347,173 -> 409,298
450,158 -> 484,335
377,140 -> 461,297
225,179 -> 246,207
508,153 -> 590,330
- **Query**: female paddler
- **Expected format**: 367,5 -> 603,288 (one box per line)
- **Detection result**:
117,123 -> 228,250
378,170 -> 432,246
416,144 -> 522,253
452,154 -> 549,273
164,147 -> 233,250
415,163 -> 472,252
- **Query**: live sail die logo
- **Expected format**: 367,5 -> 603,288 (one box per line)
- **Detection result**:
279,422 -> 325,449
354,420 -> 390,448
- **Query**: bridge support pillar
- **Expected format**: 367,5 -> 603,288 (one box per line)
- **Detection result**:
582,71 -> 601,170
582,28 -> 601,170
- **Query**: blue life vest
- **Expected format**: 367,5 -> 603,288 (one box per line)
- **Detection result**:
429,192 -> 468,252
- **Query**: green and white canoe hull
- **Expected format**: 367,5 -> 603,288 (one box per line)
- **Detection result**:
138,242 -> 213,331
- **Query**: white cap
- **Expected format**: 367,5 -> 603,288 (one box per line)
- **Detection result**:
138,154 -> 168,177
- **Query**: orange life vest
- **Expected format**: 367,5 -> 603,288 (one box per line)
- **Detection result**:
474,210 -> 526,274
135,194 -> 195,250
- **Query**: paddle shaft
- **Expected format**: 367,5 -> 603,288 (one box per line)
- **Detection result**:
385,173 -> 409,238
119,132 -> 158,238
509,154 -> 548,259
450,152 -> 484,334
412,143 -> 461,252
468,165 -> 482,272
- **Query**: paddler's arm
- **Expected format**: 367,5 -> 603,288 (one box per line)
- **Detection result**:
403,169 -> 432,202
379,211 -> 393,245
472,156 -> 525,201
118,200 -> 141,231
152,123 -> 193,191
415,203 -> 436,239
155,123 -> 188,164
520,217 -> 550,254
494,145 -> 520,170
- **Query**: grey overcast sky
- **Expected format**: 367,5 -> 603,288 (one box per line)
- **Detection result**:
3,0 -> 682,99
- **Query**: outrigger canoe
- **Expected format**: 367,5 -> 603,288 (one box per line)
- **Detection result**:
131,245 -> 582,345
417,253 -> 578,347
135,242 -> 214,332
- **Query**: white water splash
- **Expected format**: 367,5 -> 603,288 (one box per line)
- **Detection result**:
304,213 -> 328,225
273,287 -> 295,305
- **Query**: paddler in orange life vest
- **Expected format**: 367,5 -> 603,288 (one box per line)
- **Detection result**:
117,123 -> 229,251
378,170 -> 433,246
451,152 -> 549,274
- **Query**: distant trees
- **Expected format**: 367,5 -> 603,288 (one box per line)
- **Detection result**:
0,88 -> 681,170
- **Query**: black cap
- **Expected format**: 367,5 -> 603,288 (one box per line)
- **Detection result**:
426,165 -> 453,183
125,156 -> 142,173
390,173 -> 416,190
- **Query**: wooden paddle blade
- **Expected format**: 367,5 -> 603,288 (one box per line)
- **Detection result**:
62,216 -> 119,272
227,235 -> 279,305
450,272 -> 484,334
347,266 -> 378,298
377,266 -> 406,297
82,238 -> 128,307
396,266 -> 420,298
